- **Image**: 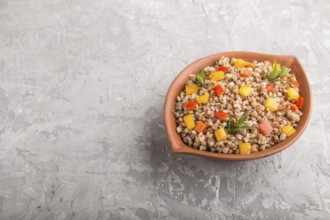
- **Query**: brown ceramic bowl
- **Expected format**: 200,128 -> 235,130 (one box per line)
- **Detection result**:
164,51 -> 312,160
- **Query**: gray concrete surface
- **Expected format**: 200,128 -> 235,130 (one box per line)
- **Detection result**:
0,0 -> 330,219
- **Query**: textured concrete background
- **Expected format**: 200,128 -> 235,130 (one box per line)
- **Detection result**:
0,0 -> 330,219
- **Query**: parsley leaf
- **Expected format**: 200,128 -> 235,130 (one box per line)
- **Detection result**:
269,60 -> 290,83
196,70 -> 206,86
225,113 -> 253,135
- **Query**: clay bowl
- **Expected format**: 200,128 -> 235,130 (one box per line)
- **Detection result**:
164,51 -> 312,160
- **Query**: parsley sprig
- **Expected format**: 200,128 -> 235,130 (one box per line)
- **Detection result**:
269,60 -> 290,83
196,70 -> 206,86
225,113 -> 253,135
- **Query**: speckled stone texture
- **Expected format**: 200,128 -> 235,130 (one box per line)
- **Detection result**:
0,0 -> 330,219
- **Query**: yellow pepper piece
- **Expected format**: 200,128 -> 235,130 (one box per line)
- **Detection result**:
234,59 -> 247,68
197,93 -> 209,104
185,84 -> 199,95
183,114 -> 195,130
210,71 -> 224,81
287,88 -> 299,100
235,59 -> 255,68
272,62 -> 281,72
239,143 -> 251,154
265,97 -> 279,111
239,85 -> 253,97
215,127 -> 227,141
282,124 -> 296,136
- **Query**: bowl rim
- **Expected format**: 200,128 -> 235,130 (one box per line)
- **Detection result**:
164,51 -> 312,160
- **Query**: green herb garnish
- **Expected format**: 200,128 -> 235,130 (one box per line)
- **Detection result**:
225,113 -> 253,135
196,70 -> 206,86
269,60 -> 290,83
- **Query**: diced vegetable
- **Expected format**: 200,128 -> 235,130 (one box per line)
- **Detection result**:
239,143 -> 251,154
240,68 -> 251,78
215,112 -> 230,121
266,83 -> 275,92
272,62 -> 281,72
213,85 -> 224,96
194,121 -> 208,133
239,85 -> 253,97
185,84 -> 199,95
210,71 -> 224,81
291,82 -> 300,87
183,114 -> 195,130
259,120 -> 273,136
282,124 -> 296,136
245,62 -> 256,68
197,93 -> 209,104
185,101 -> 197,110
216,66 -> 229,72
235,59 -> 255,68
269,60 -> 289,82
287,88 -> 299,100
215,127 -> 227,141
290,104 -> 298,112
265,98 -> 279,111
234,59 -> 247,68
297,97 -> 304,109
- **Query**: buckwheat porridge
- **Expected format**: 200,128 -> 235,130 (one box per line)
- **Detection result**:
174,57 -> 304,154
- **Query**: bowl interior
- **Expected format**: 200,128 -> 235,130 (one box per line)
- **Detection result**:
164,51 -> 312,160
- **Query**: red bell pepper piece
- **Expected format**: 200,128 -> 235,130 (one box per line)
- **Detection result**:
290,104 -> 298,112
194,121 -> 208,133
213,85 -> 224,96
291,82 -> 300,87
215,112 -> 230,121
216,66 -> 229,73
297,97 -> 304,109
240,68 -> 251,78
266,83 -> 275,92
259,120 -> 273,136
185,101 -> 197,110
